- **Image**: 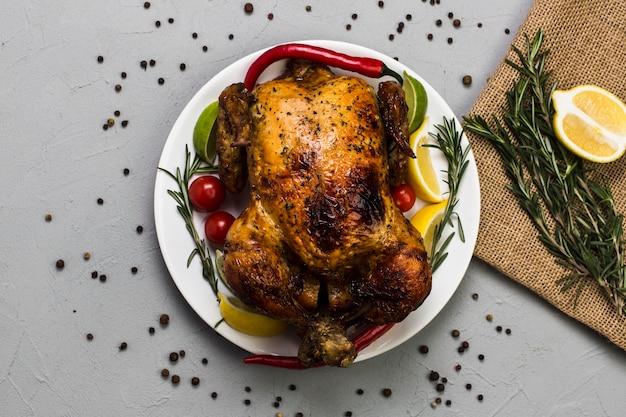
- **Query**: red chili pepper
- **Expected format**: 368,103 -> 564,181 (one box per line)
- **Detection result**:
242,355 -> 326,370
244,43 -> 404,90
242,323 -> 395,369
352,323 -> 395,351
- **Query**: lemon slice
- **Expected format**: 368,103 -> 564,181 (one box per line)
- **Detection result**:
552,85 -> 626,163
218,292 -> 289,337
406,117 -> 445,203
193,101 -> 219,164
410,199 -> 448,255
403,71 -> 428,133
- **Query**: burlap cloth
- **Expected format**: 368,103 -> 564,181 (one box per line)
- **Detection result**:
466,0 -> 626,350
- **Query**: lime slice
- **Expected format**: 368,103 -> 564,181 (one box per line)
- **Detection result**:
402,71 -> 428,134
193,101 -> 219,164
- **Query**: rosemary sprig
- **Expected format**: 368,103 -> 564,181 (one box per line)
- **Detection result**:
464,30 -> 626,315
429,117 -> 471,272
159,145 -> 220,295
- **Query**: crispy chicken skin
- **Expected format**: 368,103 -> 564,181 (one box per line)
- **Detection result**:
217,60 -> 431,367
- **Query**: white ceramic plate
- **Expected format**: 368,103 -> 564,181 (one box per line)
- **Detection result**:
154,40 -> 480,363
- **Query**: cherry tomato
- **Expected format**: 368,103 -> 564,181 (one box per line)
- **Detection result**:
392,183 -> 416,212
189,176 -> 226,212
204,211 -> 235,245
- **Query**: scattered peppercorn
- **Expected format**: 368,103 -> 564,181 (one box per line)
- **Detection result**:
97,198 -> 104,205
462,341 -> 469,349
448,12 -> 454,18
179,350 -> 186,358
158,77 -> 165,85
168,18 -> 174,24
45,214 -> 52,222
378,1 -> 384,8
466,383 -> 472,390
435,397 -> 442,404
136,225 -> 144,234
192,32 -> 198,39
83,252 -> 90,260
455,364 -> 462,372
97,55 -> 104,63
121,72 -> 127,79
211,392 -> 218,399
486,314 -> 493,322
463,75 -> 473,86
436,383 -> 445,392
446,400 -> 452,406
245,386 -> 251,392
149,327 -> 155,334
388,34 -> 394,41
351,13 -> 357,20
91,271 -> 98,279
472,292 -> 478,300
86,333 -> 94,340
244,399 -> 251,405
144,2 -> 150,9
114,110 -> 120,117
160,314 -> 169,325
121,120 -> 128,128
458,346 -> 465,353
99,274 -> 107,282
436,19 -> 442,26
202,358 -> 208,365
171,375 -> 180,384
478,394 -> 484,401
346,24 -> 352,31
244,3 -> 253,14
179,63 -> 186,71
382,388 -> 392,397
447,37 -> 453,44
419,345 -> 429,354
505,28 -> 510,34
273,402 -> 279,408
506,328 -> 512,335
478,22 -> 483,28
356,388 -> 364,395
496,325 -> 503,332
191,376 -> 200,386
345,412 -> 353,417
115,84 -> 122,92
306,5 -> 311,12
203,45 -> 209,51
441,377 -> 448,383
478,354 -> 485,361
119,342 -> 128,351
451,329 -> 460,338
169,352 -> 179,362
453,19 -> 461,27
406,14 -> 412,21
107,118 -> 114,126
155,20 -> 161,28
161,368 -> 169,377
429,371 -> 440,381
131,267 -> 138,274
123,168 -> 130,176
427,33 -> 433,40
140,60 -> 147,70
56,259 -> 65,269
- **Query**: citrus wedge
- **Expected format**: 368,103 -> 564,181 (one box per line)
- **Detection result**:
406,117 -> 445,203
410,199 -> 448,255
218,292 -> 289,337
403,71 -> 428,133
552,85 -> 626,163
193,101 -> 219,164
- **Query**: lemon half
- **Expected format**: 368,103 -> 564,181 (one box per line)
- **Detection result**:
410,199 -> 448,255
406,117 -> 445,203
552,85 -> 626,163
218,292 -> 288,337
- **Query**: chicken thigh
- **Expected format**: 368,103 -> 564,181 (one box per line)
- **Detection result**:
217,60 -> 431,367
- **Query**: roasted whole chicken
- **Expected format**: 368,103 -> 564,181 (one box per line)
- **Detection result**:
216,59 -> 431,367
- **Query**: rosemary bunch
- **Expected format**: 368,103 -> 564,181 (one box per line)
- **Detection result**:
464,30 -> 626,315
159,146 -> 220,295
429,117 -> 471,272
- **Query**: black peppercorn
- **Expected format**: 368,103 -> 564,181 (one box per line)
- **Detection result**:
171,375 -> 180,384
144,2 -> 150,9
436,383 -> 445,392
119,342 -> 127,351
244,3 -> 253,14
419,345 -> 429,354
97,55 -> 104,63
86,333 -> 94,340
149,327 -> 155,334
169,352 -> 179,362
191,376 -> 200,385
161,368 -> 169,377
160,314 -> 169,325
211,392 -> 218,399
451,329 -> 460,338
463,75 -> 473,86
382,388 -> 392,397
56,259 -> 65,269
429,371 -> 440,381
